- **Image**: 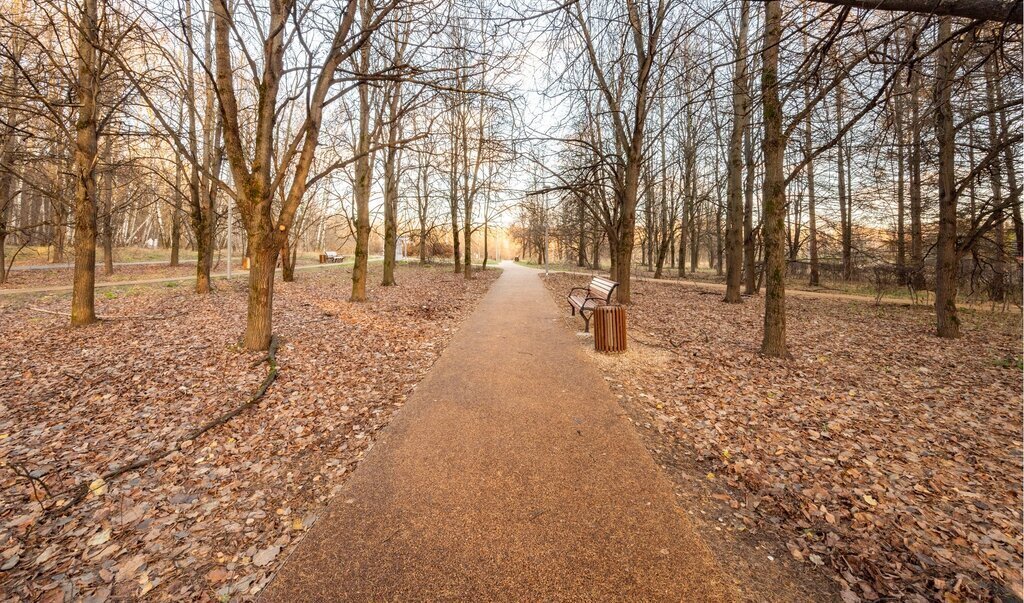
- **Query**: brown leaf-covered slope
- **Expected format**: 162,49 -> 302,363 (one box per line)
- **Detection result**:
544,274 -> 1022,602
0,264 -> 498,602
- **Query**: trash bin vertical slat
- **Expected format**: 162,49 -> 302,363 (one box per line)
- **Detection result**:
594,305 -> 626,353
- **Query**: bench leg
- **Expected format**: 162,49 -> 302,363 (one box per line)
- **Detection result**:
570,305 -> 576,316
582,313 -> 590,333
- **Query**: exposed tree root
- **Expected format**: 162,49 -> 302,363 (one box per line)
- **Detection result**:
42,335 -> 280,518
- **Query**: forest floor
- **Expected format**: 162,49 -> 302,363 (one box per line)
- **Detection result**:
2,246 -> 329,268
543,273 -> 1023,603
0,264 -> 499,602
0,257 -> 333,291
522,260 -> 1023,310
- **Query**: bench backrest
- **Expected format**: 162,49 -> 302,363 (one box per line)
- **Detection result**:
325,251 -> 338,258
588,276 -> 618,301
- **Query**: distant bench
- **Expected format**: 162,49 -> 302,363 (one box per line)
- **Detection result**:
321,251 -> 346,264
567,276 -> 619,332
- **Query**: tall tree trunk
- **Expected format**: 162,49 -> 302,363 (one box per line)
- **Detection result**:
616,154 -> 641,303
101,135 -> 114,275
984,57 -> 1005,302
934,17 -> 959,338
52,178 -> 67,263
995,72 -> 1021,265
0,130 -> 14,285
382,67 -> 402,286
351,65 -> 372,302
463,199 -> 472,280
894,72 -> 906,283
759,0 -> 788,358
804,76 -> 819,287
837,82 -> 852,281
743,117 -> 756,294
577,198 -> 587,267
190,1 -> 218,294
909,59 -> 925,290
450,200 -> 461,273
677,200 -> 687,278
382,146 -> 398,286
449,118 -> 462,274
71,0 -> 99,327
724,0 -> 749,303
170,152 -> 183,267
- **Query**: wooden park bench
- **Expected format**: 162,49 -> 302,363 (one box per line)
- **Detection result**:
322,251 -> 346,264
567,276 -> 619,332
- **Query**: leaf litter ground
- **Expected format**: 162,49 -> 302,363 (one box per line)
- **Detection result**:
544,273 -> 1022,603
0,264 -> 498,602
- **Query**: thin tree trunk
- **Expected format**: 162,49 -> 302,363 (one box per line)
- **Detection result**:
934,17 -> 959,338
170,150 -> 182,267
909,58 -> 925,290
101,135 -> 114,275
836,81 -> 852,281
381,65 -> 402,286
985,57 -> 1006,302
743,117 -> 756,294
0,129 -> 13,285
894,67 -> 906,282
281,221 -> 297,282
995,73 -> 1022,264
351,67 -> 372,301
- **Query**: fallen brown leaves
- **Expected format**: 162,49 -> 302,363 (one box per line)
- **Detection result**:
0,264 -> 497,601
1,263 -> 205,290
545,274 -> 1023,603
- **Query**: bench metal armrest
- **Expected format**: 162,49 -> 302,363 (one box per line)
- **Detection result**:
568,286 -> 589,296
579,297 -> 603,312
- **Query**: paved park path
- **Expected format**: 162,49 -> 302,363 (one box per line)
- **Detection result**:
262,261 -> 736,601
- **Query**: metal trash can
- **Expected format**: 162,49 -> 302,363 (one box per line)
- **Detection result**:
593,305 -> 627,353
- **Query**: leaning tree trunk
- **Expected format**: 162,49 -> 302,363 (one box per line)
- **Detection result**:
933,17 -> 960,338
759,0 -> 788,358
71,0 -> 100,327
